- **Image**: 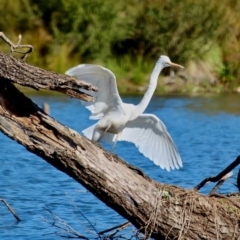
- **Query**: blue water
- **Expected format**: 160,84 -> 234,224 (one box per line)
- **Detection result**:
1,94 -> 240,239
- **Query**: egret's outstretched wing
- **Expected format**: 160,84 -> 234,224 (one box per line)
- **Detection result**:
66,64 -> 124,119
118,114 -> 182,171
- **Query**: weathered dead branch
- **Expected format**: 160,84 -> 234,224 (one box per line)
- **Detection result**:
0,44 -> 97,102
0,50 -> 96,101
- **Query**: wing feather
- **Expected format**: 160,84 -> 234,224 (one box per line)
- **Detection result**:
118,114 -> 182,170
66,64 -> 124,119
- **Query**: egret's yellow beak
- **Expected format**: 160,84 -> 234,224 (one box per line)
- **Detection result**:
168,61 -> 184,69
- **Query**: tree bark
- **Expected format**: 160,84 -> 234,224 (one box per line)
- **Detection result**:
0,51 -> 240,239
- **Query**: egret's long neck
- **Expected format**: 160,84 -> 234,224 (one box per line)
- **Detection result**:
131,59 -> 164,120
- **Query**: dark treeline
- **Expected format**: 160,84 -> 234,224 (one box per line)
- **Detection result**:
0,0 -> 240,92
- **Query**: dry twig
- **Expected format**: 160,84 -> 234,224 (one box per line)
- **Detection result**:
0,32 -> 33,60
194,155 -> 240,191
0,198 -> 21,221
43,205 -> 89,239
66,192 -> 132,239
209,172 -> 233,195
98,221 -> 131,238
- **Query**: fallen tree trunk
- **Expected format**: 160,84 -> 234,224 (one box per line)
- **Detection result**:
0,51 -> 240,239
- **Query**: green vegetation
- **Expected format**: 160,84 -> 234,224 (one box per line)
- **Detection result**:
1,0 -> 240,94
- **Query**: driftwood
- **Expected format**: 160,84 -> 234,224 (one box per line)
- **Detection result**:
0,50 -> 240,239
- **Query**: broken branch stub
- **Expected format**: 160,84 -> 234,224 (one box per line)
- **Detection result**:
0,51 -> 97,102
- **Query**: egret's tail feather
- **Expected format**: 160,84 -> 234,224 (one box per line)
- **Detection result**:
82,124 -> 97,140
82,124 -> 117,144
100,132 -> 117,144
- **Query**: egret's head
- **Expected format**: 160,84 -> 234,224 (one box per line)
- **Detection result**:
159,55 -> 184,69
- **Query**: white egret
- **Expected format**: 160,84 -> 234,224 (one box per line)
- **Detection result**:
66,55 -> 184,171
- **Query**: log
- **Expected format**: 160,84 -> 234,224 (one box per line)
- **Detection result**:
0,51 -> 240,239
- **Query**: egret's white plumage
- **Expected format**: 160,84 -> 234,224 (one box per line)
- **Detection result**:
66,55 -> 184,171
